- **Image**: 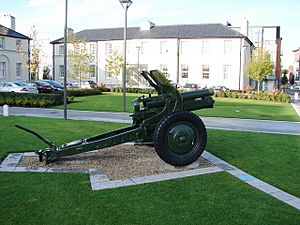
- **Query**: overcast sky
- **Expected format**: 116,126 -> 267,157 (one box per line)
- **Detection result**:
1,0 -> 299,68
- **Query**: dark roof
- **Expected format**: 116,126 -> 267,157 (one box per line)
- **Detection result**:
50,23 -> 252,44
0,25 -> 29,39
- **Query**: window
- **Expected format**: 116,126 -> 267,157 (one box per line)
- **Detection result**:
160,64 -> 169,78
141,42 -> 147,55
202,41 -> 210,54
181,64 -> 188,78
202,65 -> 210,79
160,41 -> 168,54
265,40 -> 275,45
16,40 -> 21,50
181,41 -> 189,54
0,38 -> 5,49
105,43 -> 112,55
224,40 -> 232,54
59,45 -> 64,55
105,65 -> 112,78
223,65 -> 231,80
89,65 -> 96,78
0,62 -> 5,77
90,44 -> 96,55
16,63 -> 22,77
59,65 -> 65,78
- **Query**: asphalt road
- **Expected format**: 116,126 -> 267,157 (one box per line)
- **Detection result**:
1,106 -> 300,135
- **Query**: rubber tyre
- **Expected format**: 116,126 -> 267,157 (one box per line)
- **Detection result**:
154,111 -> 207,166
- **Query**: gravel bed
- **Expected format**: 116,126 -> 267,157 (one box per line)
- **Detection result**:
18,144 -> 214,180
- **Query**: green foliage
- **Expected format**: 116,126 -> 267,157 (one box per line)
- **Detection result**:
247,48 -> 274,93
111,87 -> 157,94
67,88 -> 102,97
67,33 -> 93,86
105,50 -> 124,84
281,74 -> 288,85
0,92 -> 63,107
214,91 -> 291,103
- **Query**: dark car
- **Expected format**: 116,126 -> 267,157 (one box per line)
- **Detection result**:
42,80 -> 64,91
27,81 -> 54,93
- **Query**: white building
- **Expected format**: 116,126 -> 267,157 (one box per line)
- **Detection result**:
0,15 -> 30,82
231,18 -> 282,90
51,22 -> 253,90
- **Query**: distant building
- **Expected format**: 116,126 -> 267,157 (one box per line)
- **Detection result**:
292,47 -> 300,82
51,22 -> 253,90
0,15 -> 30,82
231,18 -> 282,90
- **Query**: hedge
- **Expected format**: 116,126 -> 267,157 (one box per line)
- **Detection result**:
111,87 -> 157,94
0,92 -> 63,107
67,88 -> 102,97
214,91 -> 291,103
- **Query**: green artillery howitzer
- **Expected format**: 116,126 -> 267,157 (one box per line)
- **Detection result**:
16,70 -> 215,166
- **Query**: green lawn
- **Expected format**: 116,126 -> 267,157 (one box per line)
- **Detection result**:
207,129 -> 300,198
53,93 -> 300,122
1,172 -> 299,225
1,116 -> 300,224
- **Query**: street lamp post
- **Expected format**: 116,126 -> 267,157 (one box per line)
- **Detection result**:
63,0 -> 68,120
136,46 -> 141,86
119,0 -> 132,112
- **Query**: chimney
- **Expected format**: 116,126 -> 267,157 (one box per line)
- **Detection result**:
2,14 -> 16,30
140,21 -> 155,31
240,17 -> 249,37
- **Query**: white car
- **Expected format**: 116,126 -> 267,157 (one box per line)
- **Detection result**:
0,81 -> 38,93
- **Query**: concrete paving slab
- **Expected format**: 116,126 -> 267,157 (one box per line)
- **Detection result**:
92,179 -> 136,190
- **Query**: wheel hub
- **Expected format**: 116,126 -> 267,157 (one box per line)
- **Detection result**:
167,123 -> 197,154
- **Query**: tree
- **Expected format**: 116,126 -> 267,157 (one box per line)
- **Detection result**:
67,33 -> 92,86
18,26 -> 43,80
105,50 -> 123,85
247,48 -> 274,93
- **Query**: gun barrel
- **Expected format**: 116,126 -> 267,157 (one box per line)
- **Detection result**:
181,88 -> 214,100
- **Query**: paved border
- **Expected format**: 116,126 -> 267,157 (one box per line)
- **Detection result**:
1,150 -> 299,211
291,102 -> 300,117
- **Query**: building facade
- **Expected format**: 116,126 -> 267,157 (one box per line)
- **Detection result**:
0,15 -> 30,82
51,23 -> 253,90
231,18 -> 282,90
292,47 -> 300,82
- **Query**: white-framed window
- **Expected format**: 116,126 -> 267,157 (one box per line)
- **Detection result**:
160,41 -> 168,54
202,65 -> 210,79
181,41 -> 189,54
59,65 -> 65,78
16,63 -> 22,77
181,64 -> 188,78
90,44 -> 96,55
160,64 -> 169,78
89,65 -> 96,78
105,43 -> 112,55
223,65 -> 231,80
16,40 -> 21,50
0,62 -> 5,77
59,45 -> 64,55
0,38 -> 5,49
224,40 -> 232,54
202,41 -> 210,54
105,65 -> 112,78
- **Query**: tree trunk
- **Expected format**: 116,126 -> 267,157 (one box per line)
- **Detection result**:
257,80 -> 260,94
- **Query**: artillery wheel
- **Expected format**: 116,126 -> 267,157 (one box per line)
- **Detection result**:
154,111 -> 207,166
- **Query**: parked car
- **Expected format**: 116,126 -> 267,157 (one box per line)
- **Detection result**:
183,83 -> 201,92
80,80 -> 99,89
42,80 -> 64,91
26,81 -> 54,93
210,85 -> 229,93
0,81 -> 38,93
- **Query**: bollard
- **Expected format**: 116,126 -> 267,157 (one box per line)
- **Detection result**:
295,92 -> 299,102
3,104 -> 9,116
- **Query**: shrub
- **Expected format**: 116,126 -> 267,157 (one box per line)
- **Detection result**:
67,88 -> 102,97
0,92 -> 63,107
112,87 -> 157,95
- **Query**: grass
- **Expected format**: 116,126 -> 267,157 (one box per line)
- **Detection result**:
53,93 -> 300,122
0,172 -> 299,225
0,116 -> 125,160
207,129 -> 300,197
